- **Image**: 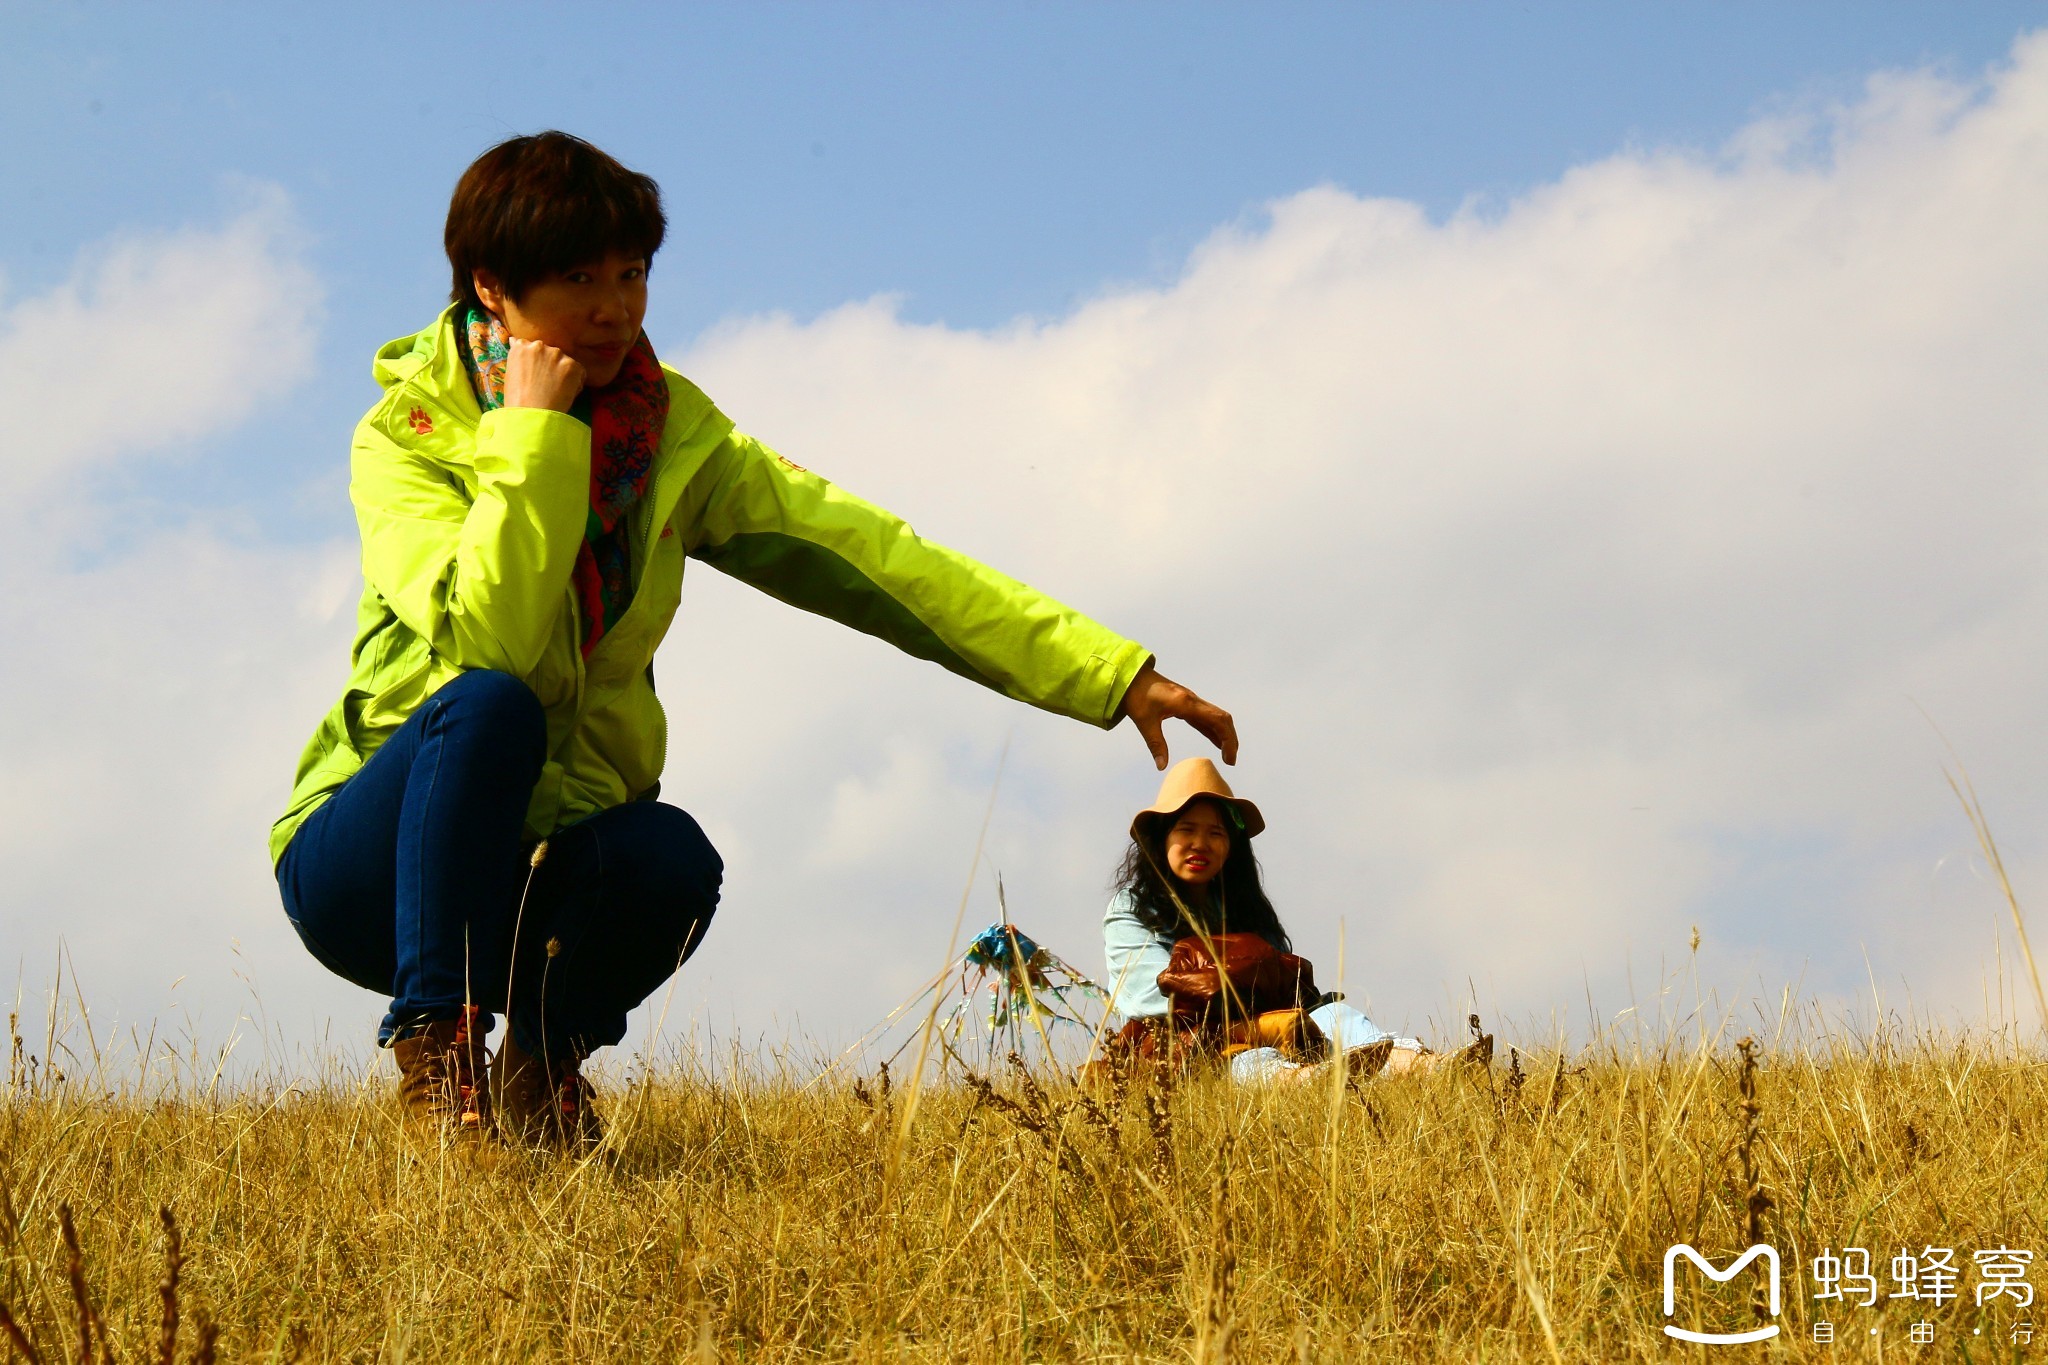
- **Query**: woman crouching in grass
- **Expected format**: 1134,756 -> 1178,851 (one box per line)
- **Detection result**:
272,132 -> 1238,1149
1104,759 -> 1489,1085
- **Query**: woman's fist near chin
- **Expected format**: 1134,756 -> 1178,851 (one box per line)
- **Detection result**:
504,337 -> 587,412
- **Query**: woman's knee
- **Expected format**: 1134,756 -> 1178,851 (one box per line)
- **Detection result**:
642,807 -> 723,958
586,801 -> 723,914
434,669 -> 546,755
667,806 -> 723,888
651,809 -> 722,933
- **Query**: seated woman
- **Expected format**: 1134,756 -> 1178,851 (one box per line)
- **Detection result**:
1103,758 -> 1484,1085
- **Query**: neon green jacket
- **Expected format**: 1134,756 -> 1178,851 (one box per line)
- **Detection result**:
270,307 -> 1152,865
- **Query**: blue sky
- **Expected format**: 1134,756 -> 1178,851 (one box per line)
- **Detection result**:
7,5 -> 2037,325
5,4 -> 2040,538
6,6 -> 2048,1065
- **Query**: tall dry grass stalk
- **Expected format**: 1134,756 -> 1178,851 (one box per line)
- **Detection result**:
1922,709 -> 2048,1031
1945,761 -> 2048,1032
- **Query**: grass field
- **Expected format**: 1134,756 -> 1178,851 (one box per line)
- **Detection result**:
6,990 -> 2048,1363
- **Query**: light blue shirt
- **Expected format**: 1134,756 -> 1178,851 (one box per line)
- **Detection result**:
1102,889 -> 1174,1018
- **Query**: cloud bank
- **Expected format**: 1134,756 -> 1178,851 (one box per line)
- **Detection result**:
8,35 -> 2048,1068
0,191 -> 361,1060
664,32 -> 2048,1044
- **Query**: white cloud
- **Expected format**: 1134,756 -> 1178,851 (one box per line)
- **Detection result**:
658,31 -> 2048,1048
13,35 -> 2048,1072
0,184 -> 318,500
0,193 -> 362,1067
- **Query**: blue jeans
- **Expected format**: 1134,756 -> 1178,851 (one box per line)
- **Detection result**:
276,669 -> 722,1056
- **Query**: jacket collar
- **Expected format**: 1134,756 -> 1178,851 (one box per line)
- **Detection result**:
373,304 -> 485,438
371,307 -> 721,483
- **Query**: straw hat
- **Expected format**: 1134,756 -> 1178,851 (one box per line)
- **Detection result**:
1130,757 -> 1265,841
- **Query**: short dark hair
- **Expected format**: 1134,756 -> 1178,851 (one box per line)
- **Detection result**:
444,131 -> 666,313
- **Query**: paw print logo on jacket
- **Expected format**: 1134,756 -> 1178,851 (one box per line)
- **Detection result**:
407,406 -> 433,436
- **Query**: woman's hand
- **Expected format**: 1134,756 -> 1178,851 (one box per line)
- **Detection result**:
503,337 -> 587,412
1117,663 -> 1239,770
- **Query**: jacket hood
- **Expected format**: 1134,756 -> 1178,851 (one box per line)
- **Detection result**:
372,305 -> 479,417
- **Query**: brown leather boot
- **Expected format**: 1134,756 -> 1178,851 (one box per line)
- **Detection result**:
491,1032 -> 602,1150
1401,1031 -> 1495,1077
391,1006 -> 492,1139
1344,1037 -> 1396,1082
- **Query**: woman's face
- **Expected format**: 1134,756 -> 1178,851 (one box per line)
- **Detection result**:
1164,800 -> 1231,887
474,250 -> 649,388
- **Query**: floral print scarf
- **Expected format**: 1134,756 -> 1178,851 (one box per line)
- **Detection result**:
458,307 -> 669,657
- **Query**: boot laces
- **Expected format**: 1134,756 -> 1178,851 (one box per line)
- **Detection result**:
449,1006 -> 487,1127
553,1066 -> 591,1123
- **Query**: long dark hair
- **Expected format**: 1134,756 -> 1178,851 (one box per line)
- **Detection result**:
1112,797 -> 1291,952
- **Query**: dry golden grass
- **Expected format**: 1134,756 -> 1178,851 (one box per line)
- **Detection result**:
5,999 -> 2048,1363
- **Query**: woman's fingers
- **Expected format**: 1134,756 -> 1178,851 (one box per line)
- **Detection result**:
1181,692 -> 1240,766
1133,707 -> 1171,770
1121,665 -> 1239,768
503,337 -> 587,412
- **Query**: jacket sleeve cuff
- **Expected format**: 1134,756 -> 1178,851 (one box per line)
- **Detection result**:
1094,643 -> 1156,729
474,408 -> 591,494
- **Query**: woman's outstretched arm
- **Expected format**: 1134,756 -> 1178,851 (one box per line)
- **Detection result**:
679,428 -> 1154,729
